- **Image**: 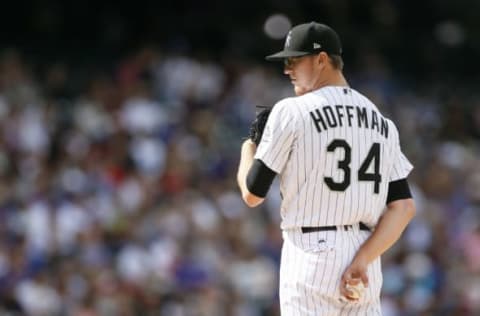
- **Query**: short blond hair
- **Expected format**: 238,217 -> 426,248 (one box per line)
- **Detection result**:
329,54 -> 344,70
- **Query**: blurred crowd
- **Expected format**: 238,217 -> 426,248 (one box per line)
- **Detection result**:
0,40 -> 479,316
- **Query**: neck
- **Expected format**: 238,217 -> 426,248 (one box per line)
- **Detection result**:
314,70 -> 348,90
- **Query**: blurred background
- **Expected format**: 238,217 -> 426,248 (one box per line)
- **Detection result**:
0,0 -> 479,315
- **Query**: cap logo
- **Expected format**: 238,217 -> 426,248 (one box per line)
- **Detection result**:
313,43 -> 321,49
285,31 -> 292,48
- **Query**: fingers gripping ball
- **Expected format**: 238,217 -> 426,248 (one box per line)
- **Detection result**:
249,106 -> 272,146
346,281 -> 365,300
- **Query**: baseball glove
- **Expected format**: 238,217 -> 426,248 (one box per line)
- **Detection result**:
249,106 -> 272,145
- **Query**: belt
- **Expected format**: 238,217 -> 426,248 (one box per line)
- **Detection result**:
301,222 -> 370,233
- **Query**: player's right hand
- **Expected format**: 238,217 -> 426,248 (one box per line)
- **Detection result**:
340,258 -> 369,301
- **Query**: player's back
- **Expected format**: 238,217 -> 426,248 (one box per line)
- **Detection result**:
276,86 -> 403,229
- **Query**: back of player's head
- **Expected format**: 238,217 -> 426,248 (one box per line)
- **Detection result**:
265,22 -> 342,61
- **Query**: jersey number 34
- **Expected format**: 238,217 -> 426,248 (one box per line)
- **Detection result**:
324,139 -> 381,193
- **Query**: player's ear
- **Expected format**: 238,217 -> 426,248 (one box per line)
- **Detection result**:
315,52 -> 329,69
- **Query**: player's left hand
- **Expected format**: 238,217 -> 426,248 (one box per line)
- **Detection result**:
340,256 -> 369,301
248,106 -> 271,145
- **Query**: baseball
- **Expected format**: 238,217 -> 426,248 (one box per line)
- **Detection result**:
346,281 -> 365,300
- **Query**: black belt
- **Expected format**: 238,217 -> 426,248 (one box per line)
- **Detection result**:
301,222 -> 370,233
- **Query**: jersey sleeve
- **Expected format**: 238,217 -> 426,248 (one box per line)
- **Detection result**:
254,99 -> 296,174
389,128 -> 413,182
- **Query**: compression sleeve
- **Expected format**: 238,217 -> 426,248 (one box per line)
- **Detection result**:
246,159 -> 277,198
386,178 -> 412,204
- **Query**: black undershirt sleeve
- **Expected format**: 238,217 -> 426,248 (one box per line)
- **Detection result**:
246,159 -> 277,198
386,178 -> 412,204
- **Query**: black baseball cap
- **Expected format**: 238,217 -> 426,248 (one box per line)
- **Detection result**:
265,22 -> 342,61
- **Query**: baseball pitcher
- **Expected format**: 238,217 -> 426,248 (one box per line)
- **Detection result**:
237,22 -> 416,315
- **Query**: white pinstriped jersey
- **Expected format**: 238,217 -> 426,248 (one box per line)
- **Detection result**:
255,86 -> 413,230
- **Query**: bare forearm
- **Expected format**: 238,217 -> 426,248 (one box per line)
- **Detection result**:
354,198 -> 416,264
237,140 -> 263,207
237,140 -> 255,193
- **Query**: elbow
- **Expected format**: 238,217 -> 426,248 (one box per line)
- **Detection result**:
387,198 -> 416,222
242,191 -> 263,208
395,198 -> 416,223
405,199 -> 416,220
